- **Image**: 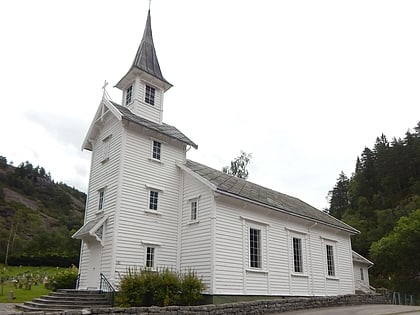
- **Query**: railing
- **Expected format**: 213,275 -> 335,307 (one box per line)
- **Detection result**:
75,273 -> 80,290
99,273 -> 116,306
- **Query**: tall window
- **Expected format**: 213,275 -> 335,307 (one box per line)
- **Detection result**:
249,228 -> 261,268
126,85 -> 133,105
152,140 -> 161,160
146,247 -> 155,268
145,85 -> 155,105
149,190 -> 159,211
293,237 -> 303,273
190,200 -> 198,221
98,190 -> 105,211
326,244 -> 335,276
102,136 -> 111,162
360,268 -> 364,281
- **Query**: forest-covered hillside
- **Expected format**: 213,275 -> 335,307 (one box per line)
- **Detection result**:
0,156 -> 85,266
328,122 -> 420,294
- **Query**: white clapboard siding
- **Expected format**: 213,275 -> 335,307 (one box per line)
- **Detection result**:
129,78 -> 163,124
212,194 -> 355,296
78,115 -> 124,289
179,173 -> 214,292
113,124 -> 186,281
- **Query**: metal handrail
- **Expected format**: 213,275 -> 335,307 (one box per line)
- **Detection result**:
99,273 -> 116,306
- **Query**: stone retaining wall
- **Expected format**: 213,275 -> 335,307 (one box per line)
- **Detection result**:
13,294 -> 388,315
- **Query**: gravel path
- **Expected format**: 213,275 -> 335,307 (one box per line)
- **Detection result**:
0,303 -> 23,315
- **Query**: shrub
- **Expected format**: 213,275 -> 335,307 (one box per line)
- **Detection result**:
117,267 -> 204,307
45,265 -> 78,291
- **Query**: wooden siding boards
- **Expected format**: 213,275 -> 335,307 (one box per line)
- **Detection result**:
113,124 -> 186,281
180,173 -> 213,292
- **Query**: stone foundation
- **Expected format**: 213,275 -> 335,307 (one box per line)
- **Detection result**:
11,294 -> 388,315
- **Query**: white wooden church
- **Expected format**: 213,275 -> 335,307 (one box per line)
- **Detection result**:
73,10 -> 372,301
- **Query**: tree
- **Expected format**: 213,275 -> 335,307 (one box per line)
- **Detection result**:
328,171 -> 350,219
222,151 -> 252,180
370,209 -> 420,293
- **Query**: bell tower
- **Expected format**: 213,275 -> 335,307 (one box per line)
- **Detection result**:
115,10 -> 172,124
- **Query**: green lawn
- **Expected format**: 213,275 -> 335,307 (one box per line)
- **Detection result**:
0,265 -> 70,303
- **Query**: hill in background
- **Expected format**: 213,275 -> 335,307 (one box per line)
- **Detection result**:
0,156 -> 85,266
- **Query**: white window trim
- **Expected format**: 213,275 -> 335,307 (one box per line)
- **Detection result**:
149,139 -> 164,163
288,229 -> 308,277
125,84 -> 133,105
97,188 -> 106,213
145,185 -> 163,215
321,238 -> 339,280
101,135 -> 112,164
145,84 -> 156,106
189,196 -> 200,223
141,241 -> 161,270
248,226 -> 263,270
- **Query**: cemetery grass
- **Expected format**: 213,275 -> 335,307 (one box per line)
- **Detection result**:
0,265 -> 69,303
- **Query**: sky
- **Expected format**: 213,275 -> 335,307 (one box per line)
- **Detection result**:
1,0 -> 419,211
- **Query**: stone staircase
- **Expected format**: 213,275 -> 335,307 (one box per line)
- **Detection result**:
16,289 -> 112,312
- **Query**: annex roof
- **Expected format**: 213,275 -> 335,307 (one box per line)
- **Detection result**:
352,250 -> 374,267
184,160 -> 359,234
112,102 -> 197,149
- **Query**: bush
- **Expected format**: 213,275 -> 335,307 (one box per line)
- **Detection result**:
45,265 -> 78,291
117,268 -> 205,307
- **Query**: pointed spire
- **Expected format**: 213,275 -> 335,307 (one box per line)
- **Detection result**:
132,10 -> 167,82
116,10 -> 172,91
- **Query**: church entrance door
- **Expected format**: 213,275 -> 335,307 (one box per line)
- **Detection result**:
86,240 -> 102,289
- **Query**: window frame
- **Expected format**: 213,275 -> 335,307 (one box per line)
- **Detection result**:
360,267 -> 364,281
146,246 -> 155,268
101,135 -> 112,163
190,199 -> 199,222
148,190 -> 159,211
145,85 -> 155,105
125,84 -> 133,105
292,237 -> 303,273
98,189 -> 105,212
326,244 -> 336,277
152,140 -> 161,161
249,227 -> 262,269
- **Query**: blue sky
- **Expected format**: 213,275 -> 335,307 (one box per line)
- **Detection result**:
1,0 -> 419,210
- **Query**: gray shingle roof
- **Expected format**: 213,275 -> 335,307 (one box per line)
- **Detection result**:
132,10 -> 171,86
112,102 -> 198,149
185,160 -> 358,234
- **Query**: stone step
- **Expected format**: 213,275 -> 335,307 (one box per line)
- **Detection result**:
18,289 -> 113,312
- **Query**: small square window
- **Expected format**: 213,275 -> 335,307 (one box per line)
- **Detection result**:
126,85 -> 133,105
146,247 -> 155,268
190,200 -> 198,221
145,85 -> 155,105
149,190 -> 159,211
98,190 -> 105,211
152,140 -> 161,160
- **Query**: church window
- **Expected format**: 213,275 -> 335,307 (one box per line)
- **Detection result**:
149,190 -> 159,211
95,224 -> 104,240
326,244 -> 336,276
146,247 -> 155,268
145,85 -> 155,105
249,228 -> 261,269
293,237 -> 303,273
98,189 -> 105,211
102,135 -> 111,163
360,267 -> 364,281
190,200 -> 198,221
126,85 -> 133,105
152,140 -> 161,160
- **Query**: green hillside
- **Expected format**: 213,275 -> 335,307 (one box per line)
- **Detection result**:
0,156 -> 85,266
328,121 -> 420,294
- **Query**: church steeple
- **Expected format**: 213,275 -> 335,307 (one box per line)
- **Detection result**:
115,10 -> 171,124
